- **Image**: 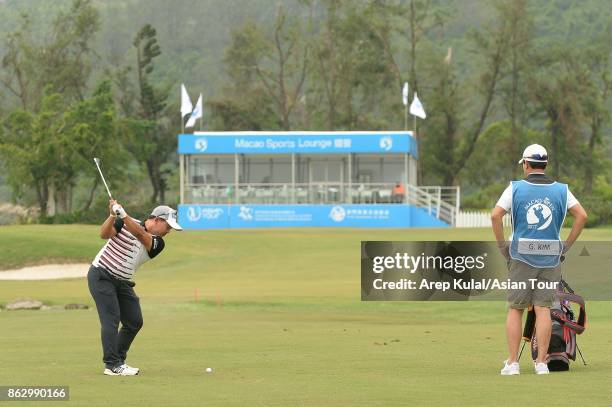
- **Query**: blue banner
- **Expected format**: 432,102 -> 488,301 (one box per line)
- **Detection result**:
178,132 -> 417,156
178,204 -> 448,229
178,205 -> 229,229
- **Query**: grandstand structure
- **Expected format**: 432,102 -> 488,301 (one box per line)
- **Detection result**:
177,131 -> 459,229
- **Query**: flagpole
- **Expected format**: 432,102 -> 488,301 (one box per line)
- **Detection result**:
408,91 -> 425,185
402,82 -> 408,131
199,93 -> 203,132
200,92 -> 203,132
180,84 -> 185,134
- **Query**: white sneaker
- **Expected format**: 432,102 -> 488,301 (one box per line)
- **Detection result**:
534,362 -> 550,375
103,364 -> 139,376
500,360 -> 520,375
123,363 -> 139,374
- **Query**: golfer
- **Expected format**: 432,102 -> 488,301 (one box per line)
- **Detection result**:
88,200 -> 182,376
491,144 -> 587,375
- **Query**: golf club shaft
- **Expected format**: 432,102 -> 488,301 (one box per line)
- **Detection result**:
518,341 -> 525,361
93,158 -> 113,200
577,344 -> 587,365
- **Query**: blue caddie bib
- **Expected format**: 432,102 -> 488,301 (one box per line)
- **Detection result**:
509,180 -> 567,268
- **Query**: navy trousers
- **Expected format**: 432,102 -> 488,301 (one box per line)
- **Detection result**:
87,265 -> 143,369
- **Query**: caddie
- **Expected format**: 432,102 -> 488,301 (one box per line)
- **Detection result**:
87,200 -> 182,376
491,144 -> 587,375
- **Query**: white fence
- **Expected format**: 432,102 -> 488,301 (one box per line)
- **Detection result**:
456,210 -> 511,228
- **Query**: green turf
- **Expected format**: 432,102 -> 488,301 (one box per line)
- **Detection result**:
0,226 -> 611,406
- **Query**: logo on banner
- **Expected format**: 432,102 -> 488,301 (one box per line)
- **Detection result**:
238,206 -> 253,221
187,206 -> 224,222
329,206 -> 346,222
187,206 -> 201,222
379,137 -> 393,151
195,138 -> 208,152
201,208 -> 223,220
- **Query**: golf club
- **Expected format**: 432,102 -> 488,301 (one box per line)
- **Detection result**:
93,157 -> 113,200
93,157 -> 121,217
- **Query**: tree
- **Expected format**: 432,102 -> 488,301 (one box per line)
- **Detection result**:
223,5 -> 309,130
66,81 -> 128,211
311,0 -> 343,129
0,81 -> 122,216
497,0 -> 534,178
1,0 -> 99,112
450,1 -> 512,182
1,14 -> 36,110
421,55 -> 460,185
529,49 -> 589,179
307,1 -> 399,130
122,23 -> 177,204
0,0 -> 104,216
581,43 -> 611,194
361,0 -> 446,183
208,90 -> 280,131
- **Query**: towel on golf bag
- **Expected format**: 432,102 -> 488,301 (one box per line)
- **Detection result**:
522,279 -> 586,371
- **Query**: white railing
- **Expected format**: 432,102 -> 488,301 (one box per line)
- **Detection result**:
405,184 -> 459,226
456,210 -> 511,228
184,182 -> 461,226
418,186 -> 460,210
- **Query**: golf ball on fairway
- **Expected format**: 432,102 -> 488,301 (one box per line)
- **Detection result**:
206,367 -> 213,373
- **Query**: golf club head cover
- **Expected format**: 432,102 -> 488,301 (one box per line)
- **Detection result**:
112,204 -> 127,219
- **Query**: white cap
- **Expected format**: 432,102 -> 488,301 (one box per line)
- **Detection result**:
518,144 -> 548,164
150,205 -> 183,231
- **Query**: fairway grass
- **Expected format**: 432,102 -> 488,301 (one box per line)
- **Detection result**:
1,226 -> 611,406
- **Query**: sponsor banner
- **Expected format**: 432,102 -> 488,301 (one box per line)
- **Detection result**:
231,204 -> 412,228
177,132 -> 417,155
178,204 -> 448,229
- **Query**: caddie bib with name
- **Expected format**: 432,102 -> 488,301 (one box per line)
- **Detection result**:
509,180 -> 567,268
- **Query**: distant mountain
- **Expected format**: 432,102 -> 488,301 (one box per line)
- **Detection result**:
1,0 -> 609,102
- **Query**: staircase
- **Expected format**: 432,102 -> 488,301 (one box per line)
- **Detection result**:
405,185 -> 460,226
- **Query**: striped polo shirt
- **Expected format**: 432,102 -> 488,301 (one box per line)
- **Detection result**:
92,218 -> 165,281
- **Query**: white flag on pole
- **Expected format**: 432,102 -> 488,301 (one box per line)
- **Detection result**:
402,82 -> 409,106
409,92 -> 426,119
181,84 -> 193,118
185,93 -> 202,128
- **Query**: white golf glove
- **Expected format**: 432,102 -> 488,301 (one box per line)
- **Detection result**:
112,204 -> 127,219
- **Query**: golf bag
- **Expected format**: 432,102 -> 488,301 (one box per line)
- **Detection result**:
521,279 -> 587,371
